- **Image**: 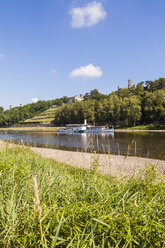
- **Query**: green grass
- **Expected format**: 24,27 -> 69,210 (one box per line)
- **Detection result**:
0,145 -> 165,247
23,107 -> 58,124
118,124 -> 165,130
0,126 -> 62,131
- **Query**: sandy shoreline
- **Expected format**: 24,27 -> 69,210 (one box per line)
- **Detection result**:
0,140 -> 164,177
31,146 -> 165,177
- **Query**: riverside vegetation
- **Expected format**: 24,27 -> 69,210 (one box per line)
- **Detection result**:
0,78 -> 165,128
0,97 -> 68,127
0,144 -> 165,247
53,79 -> 165,127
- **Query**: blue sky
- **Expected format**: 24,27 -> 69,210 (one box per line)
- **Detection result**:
0,0 -> 165,109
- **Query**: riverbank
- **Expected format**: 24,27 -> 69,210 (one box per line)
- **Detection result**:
0,126 -> 61,132
0,141 -> 165,247
117,124 -> 165,131
0,140 -> 165,176
31,146 -> 165,177
115,129 -> 165,132
1,125 -> 165,132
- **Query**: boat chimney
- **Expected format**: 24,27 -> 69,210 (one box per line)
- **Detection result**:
84,119 -> 87,125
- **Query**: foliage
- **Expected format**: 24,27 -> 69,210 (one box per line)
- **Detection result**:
54,101 -> 96,125
0,107 -> 4,113
120,96 -> 141,126
53,78 -> 165,127
120,124 -> 165,130
143,90 -> 165,123
0,97 -> 68,127
0,145 -> 165,247
145,78 -> 165,92
0,77 -> 165,127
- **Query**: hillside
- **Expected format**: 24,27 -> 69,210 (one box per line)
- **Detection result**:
22,106 -> 58,125
53,79 -> 165,127
0,77 -> 164,128
0,96 -> 68,127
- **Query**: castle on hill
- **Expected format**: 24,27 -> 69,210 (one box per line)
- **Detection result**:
118,79 -> 136,92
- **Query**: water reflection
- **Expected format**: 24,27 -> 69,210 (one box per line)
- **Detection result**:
0,131 -> 164,160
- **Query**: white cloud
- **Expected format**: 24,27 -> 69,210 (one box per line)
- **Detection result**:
70,64 -> 103,78
0,54 -> 4,58
31,97 -> 38,103
50,69 -> 57,74
70,1 -> 107,28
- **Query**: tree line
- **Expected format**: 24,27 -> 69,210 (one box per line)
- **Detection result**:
0,97 -> 68,127
0,78 -> 164,127
53,78 -> 165,127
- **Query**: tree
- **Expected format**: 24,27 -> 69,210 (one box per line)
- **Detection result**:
90,89 -> 99,96
120,96 -> 142,126
134,83 -> 144,97
61,96 -> 68,104
118,88 -> 129,98
0,106 -> 4,113
145,78 -> 165,92
143,90 -> 165,123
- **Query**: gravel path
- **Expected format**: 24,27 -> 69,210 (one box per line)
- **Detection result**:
31,147 -> 165,177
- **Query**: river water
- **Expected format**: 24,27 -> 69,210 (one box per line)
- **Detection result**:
0,131 -> 165,160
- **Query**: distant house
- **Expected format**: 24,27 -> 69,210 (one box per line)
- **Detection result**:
68,94 -> 84,104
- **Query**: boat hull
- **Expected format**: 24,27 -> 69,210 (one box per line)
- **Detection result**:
85,129 -> 114,133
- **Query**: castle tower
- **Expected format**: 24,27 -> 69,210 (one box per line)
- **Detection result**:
118,86 -> 121,91
128,79 -> 132,89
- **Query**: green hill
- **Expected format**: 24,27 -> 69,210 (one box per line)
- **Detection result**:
0,96 -> 68,127
22,106 -> 58,125
0,77 -> 164,128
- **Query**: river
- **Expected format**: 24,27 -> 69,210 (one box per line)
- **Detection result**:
0,131 -> 165,160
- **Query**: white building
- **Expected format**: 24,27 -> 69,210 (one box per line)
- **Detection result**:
68,94 -> 84,103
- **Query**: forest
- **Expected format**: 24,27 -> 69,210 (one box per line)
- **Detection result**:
53,78 -> 165,127
0,97 -> 68,127
0,78 -> 165,127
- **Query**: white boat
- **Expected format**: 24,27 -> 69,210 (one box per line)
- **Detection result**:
58,119 -> 114,134
72,125 -> 87,133
85,126 -> 114,133
58,123 -> 87,134
58,128 -> 73,133
58,127 -> 86,133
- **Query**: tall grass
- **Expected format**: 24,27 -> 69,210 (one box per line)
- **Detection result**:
0,144 -> 165,247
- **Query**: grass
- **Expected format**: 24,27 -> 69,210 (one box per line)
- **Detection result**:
1,124 -> 165,132
118,124 -> 165,130
22,107 -> 59,125
0,126 -> 62,131
0,144 -> 165,247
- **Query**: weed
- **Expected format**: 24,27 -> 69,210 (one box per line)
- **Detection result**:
0,145 -> 164,247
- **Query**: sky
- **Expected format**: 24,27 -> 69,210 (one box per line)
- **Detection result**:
0,0 -> 165,109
